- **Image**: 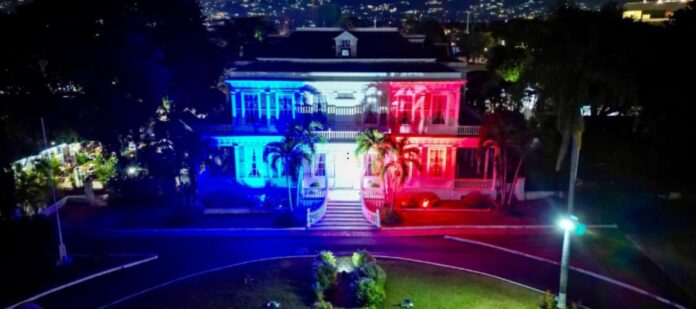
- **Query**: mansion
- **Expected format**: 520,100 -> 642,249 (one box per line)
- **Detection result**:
201,27 -> 497,228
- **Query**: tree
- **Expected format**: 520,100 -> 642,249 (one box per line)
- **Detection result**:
402,18 -> 447,45
375,135 -> 421,210
263,136 -> 312,211
355,128 -> 385,197
456,31 -> 494,60
479,110 -> 534,210
355,128 -> 384,159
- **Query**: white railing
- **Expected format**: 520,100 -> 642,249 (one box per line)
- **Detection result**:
302,187 -> 326,199
454,178 -> 495,190
316,131 -> 360,141
306,197 -> 328,228
361,198 -> 381,229
457,125 -> 480,136
362,188 -> 385,200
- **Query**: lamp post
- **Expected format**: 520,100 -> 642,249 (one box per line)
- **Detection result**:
557,217 -> 577,308
41,118 -> 71,265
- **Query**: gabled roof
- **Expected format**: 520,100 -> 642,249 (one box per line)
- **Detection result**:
255,27 -> 437,59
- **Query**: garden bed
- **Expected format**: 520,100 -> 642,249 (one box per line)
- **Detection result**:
118,256 -> 542,309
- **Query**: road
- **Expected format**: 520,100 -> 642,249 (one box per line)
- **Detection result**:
19,233 -> 693,309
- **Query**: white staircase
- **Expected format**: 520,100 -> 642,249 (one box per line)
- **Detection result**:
311,200 -> 375,230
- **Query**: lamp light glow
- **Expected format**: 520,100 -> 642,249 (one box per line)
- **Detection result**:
559,218 -> 576,231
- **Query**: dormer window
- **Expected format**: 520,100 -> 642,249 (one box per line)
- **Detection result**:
334,31 -> 358,57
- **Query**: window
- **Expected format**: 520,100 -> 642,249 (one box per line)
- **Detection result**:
249,149 -> 260,177
314,154 -> 326,176
340,39 -> 351,49
398,96 -> 413,125
364,103 -> 377,124
341,49 -> 350,57
278,94 -> 293,117
336,92 -> 354,99
244,94 -> 260,123
432,95 -> 446,124
428,148 -> 445,177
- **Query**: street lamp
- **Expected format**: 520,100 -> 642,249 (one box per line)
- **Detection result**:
41,118 -> 71,265
557,216 -> 578,309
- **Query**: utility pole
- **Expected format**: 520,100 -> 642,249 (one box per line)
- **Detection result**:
41,118 -> 71,265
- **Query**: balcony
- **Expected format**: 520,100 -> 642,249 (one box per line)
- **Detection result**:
456,126 -> 480,136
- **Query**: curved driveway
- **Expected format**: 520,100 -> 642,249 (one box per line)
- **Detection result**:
23,236 -> 692,309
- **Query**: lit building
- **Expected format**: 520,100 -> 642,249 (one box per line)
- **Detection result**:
623,0 -> 689,23
202,27 -> 496,227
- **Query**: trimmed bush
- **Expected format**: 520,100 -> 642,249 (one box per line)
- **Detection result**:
352,250 -> 387,308
351,249 -> 376,267
356,277 -> 386,308
460,191 -> 496,209
358,262 -> 387,286
312,299 -> 333,309
313,251 -> 338,293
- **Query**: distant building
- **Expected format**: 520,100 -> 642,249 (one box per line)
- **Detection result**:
623,0 -> 689,23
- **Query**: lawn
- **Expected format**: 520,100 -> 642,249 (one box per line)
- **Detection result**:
119,257 -> 542,309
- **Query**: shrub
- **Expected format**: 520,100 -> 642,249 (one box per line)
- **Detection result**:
540,291 -> 555,309
351,249 -> 376,267
358,262 -> 387,286
318,250 -> 336,265
460,192 -> 496,209
356,277 -> 386,307
312,299 -> 333,309
273,211 -> 298,227
313,251 -> 338,292
380,207 -> 402,225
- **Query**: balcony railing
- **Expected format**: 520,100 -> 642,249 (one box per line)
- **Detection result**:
361,199 -> 381,229
457,126 -> 480,136
316,130 -> 360,141
302,187 -> 327,199
306,197 -> 328,228
454,178 -> 494,190
362,188 -> 385,200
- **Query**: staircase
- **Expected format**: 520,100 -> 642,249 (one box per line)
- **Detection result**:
311,200 -> 375,230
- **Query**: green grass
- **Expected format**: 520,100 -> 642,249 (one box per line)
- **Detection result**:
381,260 -> 540,309
122,258 -> 542,309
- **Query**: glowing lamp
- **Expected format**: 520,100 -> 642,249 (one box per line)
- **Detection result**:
558,218 -> 576,231
127,166 -> 138,176
422,200 -> 430,208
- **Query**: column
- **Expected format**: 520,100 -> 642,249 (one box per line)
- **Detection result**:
231,90 -> 237,118
291,91 -> 297,119
240,92 -> 246,124
265,90 -> 271,127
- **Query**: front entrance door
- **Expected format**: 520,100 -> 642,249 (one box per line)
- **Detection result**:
334,150 -> 361,189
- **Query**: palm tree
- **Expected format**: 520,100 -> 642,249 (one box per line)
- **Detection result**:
355,128 -> 383,158
479,110 -> 534,210
263,136 -> 312,211
289,120 -> 325,154
375,135 -> 422,210
355,128 -> 384,179
288,120 -> 325,202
